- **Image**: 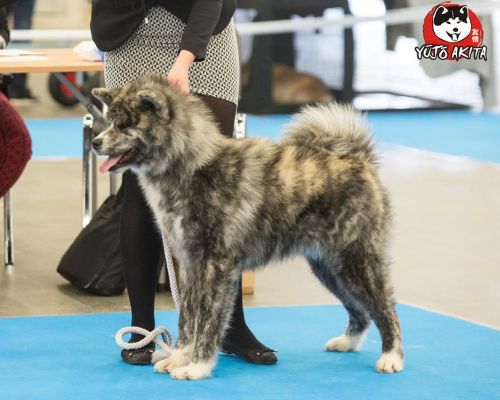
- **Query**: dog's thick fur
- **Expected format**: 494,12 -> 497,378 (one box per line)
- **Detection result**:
92,74 -> 403,380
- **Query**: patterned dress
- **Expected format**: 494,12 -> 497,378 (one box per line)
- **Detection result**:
105,6 -> 240,105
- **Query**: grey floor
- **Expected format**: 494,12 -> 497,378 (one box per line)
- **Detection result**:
1,75 -> 499,329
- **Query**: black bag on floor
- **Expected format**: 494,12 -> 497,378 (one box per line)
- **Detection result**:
57,187 -> 125,296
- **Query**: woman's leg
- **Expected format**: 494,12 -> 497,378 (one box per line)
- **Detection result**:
120,171 -> 161,341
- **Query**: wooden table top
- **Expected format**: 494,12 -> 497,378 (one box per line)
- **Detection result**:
0,48 -> 104,74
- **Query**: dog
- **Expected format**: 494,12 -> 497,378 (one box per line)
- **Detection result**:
92,74 -> 403,380
433,4 -> 471,43
241,63 -> 333,105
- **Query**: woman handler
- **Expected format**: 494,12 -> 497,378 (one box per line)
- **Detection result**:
90,0 -> 277,366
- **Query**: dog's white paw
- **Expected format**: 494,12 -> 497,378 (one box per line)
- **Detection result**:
375,351 -> 404,373
325,331 -> 367,352
170,360 -> 215,380
154,349 -> 190,374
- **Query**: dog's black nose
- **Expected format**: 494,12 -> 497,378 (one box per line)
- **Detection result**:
453,28 -> 459,32
92,138 -> 103,149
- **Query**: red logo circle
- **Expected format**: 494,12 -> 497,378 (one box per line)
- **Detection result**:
423,2 -> 483,57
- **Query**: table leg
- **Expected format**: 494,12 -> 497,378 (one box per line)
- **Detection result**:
52,72 -> 89,105
3,190 -> 14,266
109,174 -> 119,195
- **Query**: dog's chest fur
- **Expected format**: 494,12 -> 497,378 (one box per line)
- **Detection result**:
137,174 -> 191,265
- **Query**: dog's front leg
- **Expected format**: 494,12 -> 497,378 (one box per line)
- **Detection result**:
154,266 -> 195,374
170,262 -> 239,380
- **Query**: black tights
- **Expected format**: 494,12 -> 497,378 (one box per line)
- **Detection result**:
120,94 -> 265,350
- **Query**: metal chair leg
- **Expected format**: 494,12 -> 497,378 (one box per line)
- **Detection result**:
110,172 -> 119,195
4,190 -> 14,266
82,114 -> 97,228
100,103 -> 120,196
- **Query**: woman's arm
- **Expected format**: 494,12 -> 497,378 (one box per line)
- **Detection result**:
167,50 -> 196,95
0,7 -> 9,48
167,0 -> 223,95
180,0 -> 223,63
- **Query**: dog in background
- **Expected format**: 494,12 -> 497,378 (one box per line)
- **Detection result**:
241,62 -> 333,105
92,74 -> 403,380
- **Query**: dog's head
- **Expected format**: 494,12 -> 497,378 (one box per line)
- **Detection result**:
432,5 -> 471,43
91,74 -> 184,174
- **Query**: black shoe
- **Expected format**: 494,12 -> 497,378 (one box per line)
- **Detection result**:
120,342 -> 155,365
221,341 -> 277,365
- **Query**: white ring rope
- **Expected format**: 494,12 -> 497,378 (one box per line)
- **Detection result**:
10,2 -> 500,42
161,233 -> 181,311
115,326 -> 174,351
115,326 -> 175,365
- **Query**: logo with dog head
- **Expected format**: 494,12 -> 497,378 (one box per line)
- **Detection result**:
432,4 -> 471,42
415,2 -> 487,61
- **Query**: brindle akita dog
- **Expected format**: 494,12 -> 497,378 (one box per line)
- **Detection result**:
92,74 -> 403,380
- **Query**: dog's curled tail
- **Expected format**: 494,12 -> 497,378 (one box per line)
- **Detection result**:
282,102 -> 376,163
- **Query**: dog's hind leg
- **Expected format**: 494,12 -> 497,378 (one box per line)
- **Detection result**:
307,255 -> 371,353
334,242 -> 403,373
170,261 -> 240,380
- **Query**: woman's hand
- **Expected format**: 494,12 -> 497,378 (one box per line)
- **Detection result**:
166,50 -> 196,96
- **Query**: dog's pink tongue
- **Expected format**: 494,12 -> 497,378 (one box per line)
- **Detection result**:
99,155 -> 122,173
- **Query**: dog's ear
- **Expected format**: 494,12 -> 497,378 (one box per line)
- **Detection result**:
137,90 -> 173,120
459,5 -> 468,18
92,87 -> 120,106
434,5 -> 448,17
137,90 -> 162,111
433,5 -> 449,25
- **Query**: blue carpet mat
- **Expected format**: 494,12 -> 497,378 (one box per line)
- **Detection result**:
27,118 -> 83,159
0,304 -> 498,400
27,111 -> 500,164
